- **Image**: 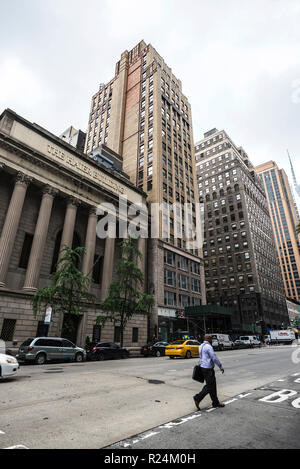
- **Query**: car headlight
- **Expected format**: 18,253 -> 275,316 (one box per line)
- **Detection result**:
6,358 -> 17,364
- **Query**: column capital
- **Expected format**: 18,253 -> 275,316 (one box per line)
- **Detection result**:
42,185 -> 59,198
88,206 -> 97,216
15,172 -> 32,186
66,196 -> 81,207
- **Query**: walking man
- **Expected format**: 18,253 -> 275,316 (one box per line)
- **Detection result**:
193,334 -> 225,411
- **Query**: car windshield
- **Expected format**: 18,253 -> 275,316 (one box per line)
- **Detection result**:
21,339 -> 33,346
240,337 -> 249,340
170,340 -> 185,345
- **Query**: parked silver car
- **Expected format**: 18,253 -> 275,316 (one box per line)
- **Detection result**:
17,337 -> 86,365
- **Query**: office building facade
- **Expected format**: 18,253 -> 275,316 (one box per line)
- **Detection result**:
255,161 -> 300,301
85,40 -> 206,341
195,129 -> 288,334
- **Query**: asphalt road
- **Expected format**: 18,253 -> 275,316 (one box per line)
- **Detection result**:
0,344 -> 299,449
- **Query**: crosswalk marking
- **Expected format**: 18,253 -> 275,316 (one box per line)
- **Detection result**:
224,398 -> 238,405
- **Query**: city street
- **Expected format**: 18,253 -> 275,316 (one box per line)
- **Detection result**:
0,345 -> 299,449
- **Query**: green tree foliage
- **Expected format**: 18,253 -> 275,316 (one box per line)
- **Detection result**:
32,246 -> 96,321
97,237 -> 154,347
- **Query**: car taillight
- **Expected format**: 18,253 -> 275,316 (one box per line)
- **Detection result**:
28,346 -> 34,352
150,346 -> 153,350
93,347 -> 98,351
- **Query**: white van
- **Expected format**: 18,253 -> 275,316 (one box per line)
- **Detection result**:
239,335 -> 261,348
211,334 -> 234,351
269,330 -> 295,344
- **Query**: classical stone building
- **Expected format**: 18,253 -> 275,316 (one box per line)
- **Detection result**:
0,109 -> 148,351
85,40 -> 206,342
195,129 -> 289,335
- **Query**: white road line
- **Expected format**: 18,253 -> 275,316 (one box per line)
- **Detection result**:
277,379 -> 286,382
206,408 -> 216,413
238,393 -> 252,398
140,432 -> 159,440
224,398 -> 238,405
0,431 -> 5,435
292,373 -> 300,376
4,445 -> 28,449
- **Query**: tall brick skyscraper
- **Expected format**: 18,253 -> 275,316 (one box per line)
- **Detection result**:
85,41 -> 205,341
195,129 -> 289,334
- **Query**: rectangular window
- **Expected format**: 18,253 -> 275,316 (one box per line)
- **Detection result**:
164,269 -> 176,287
132,328 -> 139,343
164,250 -> 175,266
178,274 -> 189,290
114,326 -> 121,343
164,291 -> 176,306
93,325 -> 101,342
178,256 -> 189,271
19,233 -> 34,269
0,318 -> 16,341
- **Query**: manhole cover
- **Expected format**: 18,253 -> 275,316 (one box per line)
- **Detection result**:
44,370 -> 64,374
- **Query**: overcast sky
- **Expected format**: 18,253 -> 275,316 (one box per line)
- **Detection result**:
1,0 -> 299,205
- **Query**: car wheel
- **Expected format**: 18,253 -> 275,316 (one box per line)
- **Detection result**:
75,353 -> 83,363
97,353 -> 105,361
35,353 -> 46,365
121,352 -> 129,359
169,356 -> 174,359
155,351 -> 161,357
186,351 -> 191,359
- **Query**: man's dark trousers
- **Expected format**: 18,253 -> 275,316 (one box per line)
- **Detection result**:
194,368 -> 220,406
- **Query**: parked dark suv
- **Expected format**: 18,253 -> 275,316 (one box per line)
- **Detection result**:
17,337 -> 86,365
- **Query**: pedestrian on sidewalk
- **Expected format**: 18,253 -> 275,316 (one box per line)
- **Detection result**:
193,334 -> 225,411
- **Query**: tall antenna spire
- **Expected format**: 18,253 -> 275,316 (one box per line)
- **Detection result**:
287,149 -> 300,198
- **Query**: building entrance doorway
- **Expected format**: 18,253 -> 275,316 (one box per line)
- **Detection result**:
61,314 -> 82,344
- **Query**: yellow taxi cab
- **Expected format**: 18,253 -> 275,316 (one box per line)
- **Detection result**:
165,340 -> 201,359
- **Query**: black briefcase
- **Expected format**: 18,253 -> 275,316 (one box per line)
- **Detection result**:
192,365 -> 204,383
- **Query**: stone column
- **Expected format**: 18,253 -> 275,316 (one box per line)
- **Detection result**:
82,207 -> 98,278
101,236 -> 115,300
80,207 -> 98,348
23,186 -> 58,292
0,172 -> 32,287
58,197 -> 80,261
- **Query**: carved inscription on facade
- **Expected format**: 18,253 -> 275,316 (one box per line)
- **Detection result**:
47,144 -> 124,195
